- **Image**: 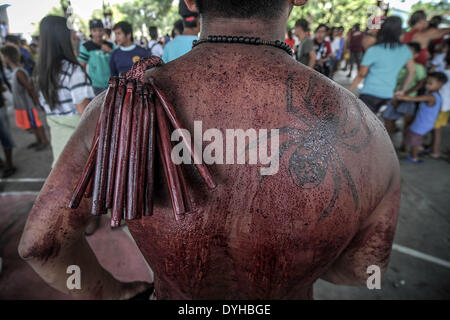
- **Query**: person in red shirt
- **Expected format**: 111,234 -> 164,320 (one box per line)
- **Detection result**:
313,24 -> 332,77
347,24 -> 365,78
285,29 -> 295,49
402,10 -> 450,66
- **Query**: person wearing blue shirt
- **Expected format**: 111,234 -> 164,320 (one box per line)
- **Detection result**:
396,72 -> 448,164
349,17 -> 416,114
162,15 -> 200,63
110,21 -> 150,76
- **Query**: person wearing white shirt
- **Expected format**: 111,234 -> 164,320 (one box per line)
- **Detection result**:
431,51 -> 450,159
148,26 -> 164,58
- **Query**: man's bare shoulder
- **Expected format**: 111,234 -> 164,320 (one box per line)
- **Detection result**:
285,67 -> 399,191
288,66 -> 392,142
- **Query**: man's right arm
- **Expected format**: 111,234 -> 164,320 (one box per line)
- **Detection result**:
320,163 -> 401,286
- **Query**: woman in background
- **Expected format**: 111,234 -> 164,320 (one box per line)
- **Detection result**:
402,11 -> 450,67
349,16 -> 416,114
35,15 -> 98,235
35,15 -> 94,166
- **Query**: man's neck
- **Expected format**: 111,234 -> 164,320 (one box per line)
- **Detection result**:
200,17 -> 286,41
183,28 -> 198,36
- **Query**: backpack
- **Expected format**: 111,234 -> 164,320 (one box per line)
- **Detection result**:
149,41 -> 163,57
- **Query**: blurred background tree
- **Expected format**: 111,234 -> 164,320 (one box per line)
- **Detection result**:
35,0 -> 449,39
287,0 -> 378,32
33,4 -> 88,36
113,0 -> 175,38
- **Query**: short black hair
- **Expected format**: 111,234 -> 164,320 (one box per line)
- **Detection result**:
149,26 -> 158,40
0,44 -> 21,64
174,19 -> 184,34
376,16 -> 403,49
409,10 -> 427,27
429,15 -> 442,28
407,42 -> 421,55
295,18 -> 309,32
428,72 -> 448,84
183,15 -> 199,29
5,34 -> 20,45
113,21 -> 133,41
194,0 -> 287,19
315,24 -> 328,33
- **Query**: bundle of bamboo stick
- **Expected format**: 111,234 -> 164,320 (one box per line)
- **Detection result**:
69,57 -> 216,227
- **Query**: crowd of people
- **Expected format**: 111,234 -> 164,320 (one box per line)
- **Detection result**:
291,11 -> 450,164
0,12 -> 201,180
0,8 -> 449,181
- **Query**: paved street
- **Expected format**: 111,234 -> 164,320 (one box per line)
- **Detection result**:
0,68 -> 449,299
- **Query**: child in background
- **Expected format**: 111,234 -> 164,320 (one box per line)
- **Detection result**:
0,57 -> 16,177
383,42 -> 427,148
0,45 -> 49,150
430,47 -> 450,159
396,72 -> 448,164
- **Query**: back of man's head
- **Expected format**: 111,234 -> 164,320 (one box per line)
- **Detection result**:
149,26 -> 158,40
194,0 -> 287,19
183,15 -> 199,29
5,34 -> 20,46
0,44 -> 21,64
174,19 -> 184,35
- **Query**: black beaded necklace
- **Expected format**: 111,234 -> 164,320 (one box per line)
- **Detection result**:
193,35 -> 293,56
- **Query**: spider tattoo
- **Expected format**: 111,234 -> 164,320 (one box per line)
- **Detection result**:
261,73 -> 372,221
